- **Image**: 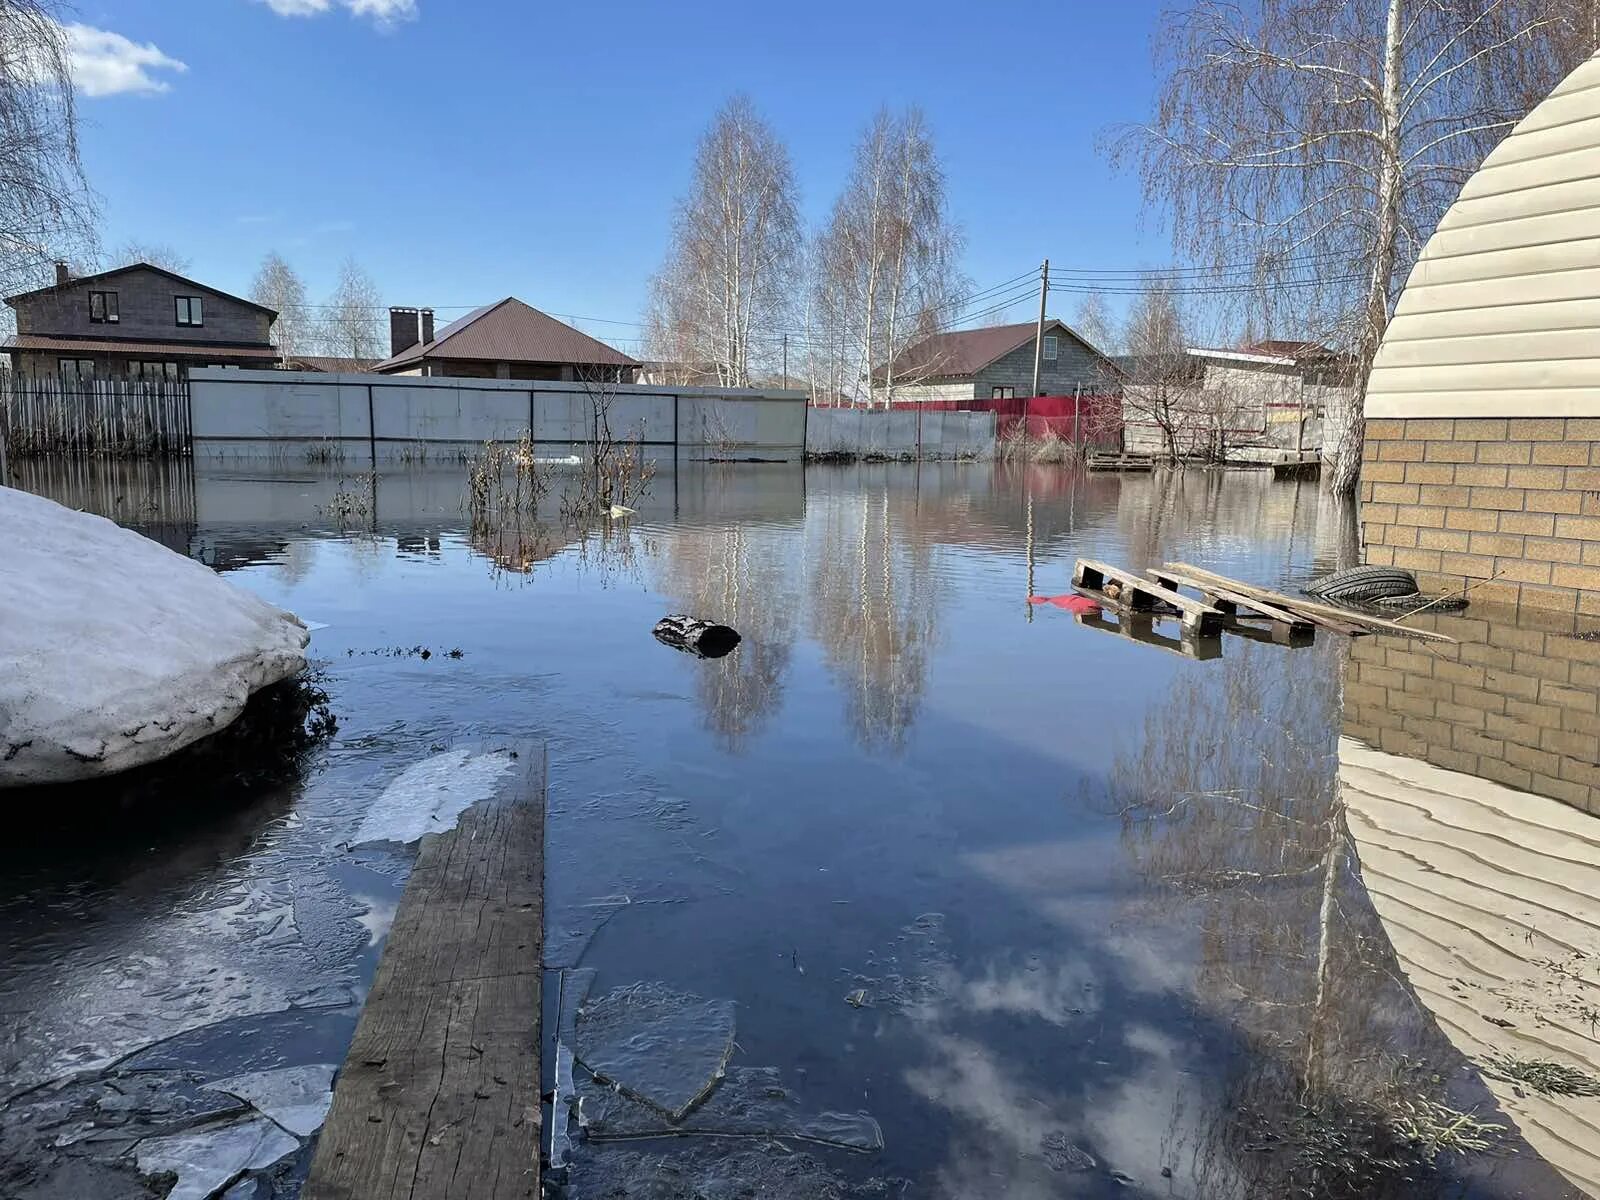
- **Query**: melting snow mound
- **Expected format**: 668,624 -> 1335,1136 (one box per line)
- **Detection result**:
0,485 -> 309,786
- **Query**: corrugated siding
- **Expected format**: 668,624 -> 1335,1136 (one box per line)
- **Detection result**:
1368,54 -> 1600,417
1340,739 -> 1600,1197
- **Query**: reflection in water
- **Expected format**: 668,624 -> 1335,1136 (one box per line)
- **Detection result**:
806,483 -> 939,750
1111,640 -> 1578,1198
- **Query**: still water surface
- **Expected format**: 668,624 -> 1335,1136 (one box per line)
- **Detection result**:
2,459 -> 1596,1199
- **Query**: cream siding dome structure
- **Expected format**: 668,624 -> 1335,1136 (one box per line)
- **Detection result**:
1361,54 -> 1600,615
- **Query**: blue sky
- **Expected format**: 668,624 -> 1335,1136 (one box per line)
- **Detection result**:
70,0 -> 1170,351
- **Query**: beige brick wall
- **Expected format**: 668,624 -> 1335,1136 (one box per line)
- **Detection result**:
1360,417 -> 1600,613
1343,614 -> 1600,817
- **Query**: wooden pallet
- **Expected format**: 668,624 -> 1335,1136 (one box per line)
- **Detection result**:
1086,451 -> 1156,473
1148,567 -> 1321,638
1075,609 -> 1223,660
1073,558 -> 1225,636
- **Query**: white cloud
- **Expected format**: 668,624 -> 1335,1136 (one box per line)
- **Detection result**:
254,0 -> 417,25
63,24 -> 187,98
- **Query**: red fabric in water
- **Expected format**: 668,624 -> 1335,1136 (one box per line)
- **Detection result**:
1027,594 -> 1101,613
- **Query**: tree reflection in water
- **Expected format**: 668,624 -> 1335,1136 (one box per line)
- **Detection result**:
1110,639 -> 1569,1199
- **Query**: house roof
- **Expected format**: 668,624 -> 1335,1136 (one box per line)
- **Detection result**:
372,297 -> 638,372
286,355 -> 378,373
4,262 -> 278,318
1242,339 -> 1340,360
882,319 -> 1109,382
3,334 -> 280,360
1188,346 -> 1299,368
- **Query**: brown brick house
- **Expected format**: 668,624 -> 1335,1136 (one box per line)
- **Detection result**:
3,262 -> 280,381
372,298 -> 637,381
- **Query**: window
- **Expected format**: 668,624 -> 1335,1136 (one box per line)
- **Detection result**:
1042,334 -> 1058,361
58,358 -> 95,384
175,295 -> 204,327
991,386 -> 1015,400
89,291 -> 119,324
130,360 -> 180,382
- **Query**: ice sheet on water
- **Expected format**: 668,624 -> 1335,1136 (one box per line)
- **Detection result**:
207,1064 -> 335,1137
134,1115 -> 297,1200
574,983 -> 736,1120
569,1141 -> 899,1200
352,747 -> 515,845
577,1065 -> 883,1151
842,912 -> 951,1012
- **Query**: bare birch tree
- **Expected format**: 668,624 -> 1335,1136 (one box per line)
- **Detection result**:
1116,0 -> 1594,496
1071,289 -> 1119,357
0,0 -> 96,302
251,252 -> 311,365
810,108 -> 963,407
316,257 -> 384,362
1120,279 -> 1197,463
107,241 -> 190,273
646,96 -> 801,388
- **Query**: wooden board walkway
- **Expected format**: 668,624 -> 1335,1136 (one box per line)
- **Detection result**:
305,740 -> 545,1200
1086,450 -> 1156,472
1073,558 -> 1225,636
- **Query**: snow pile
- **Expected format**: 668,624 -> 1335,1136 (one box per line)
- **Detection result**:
0,485 -> 309,786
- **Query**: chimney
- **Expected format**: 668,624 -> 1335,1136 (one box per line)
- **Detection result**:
54,262 -> 70,288
389,307 -> 420,357
421,308 -> 434,346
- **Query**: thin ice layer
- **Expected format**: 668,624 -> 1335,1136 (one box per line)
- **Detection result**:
134,1115 -> 297,1200
578,1065 -> 883,1151
574,983 -> 736,1120
207,1064 -> 336,1137
353,748 -> 515,844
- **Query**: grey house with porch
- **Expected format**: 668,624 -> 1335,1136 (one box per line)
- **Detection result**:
879,319 -> 1115,404
3,263 -> 281,382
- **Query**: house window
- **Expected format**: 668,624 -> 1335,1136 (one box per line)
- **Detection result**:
1042,334 -> 1058,361
58,358 -> 95,384
89,291 -> 119,324
131,360 -> 181,382
992,386 -> 1015,400
175,296 -> 204,327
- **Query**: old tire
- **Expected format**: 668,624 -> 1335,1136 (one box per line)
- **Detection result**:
1304,565 -> 1420,604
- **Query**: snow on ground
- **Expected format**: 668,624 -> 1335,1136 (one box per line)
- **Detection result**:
0,485 -> 309,786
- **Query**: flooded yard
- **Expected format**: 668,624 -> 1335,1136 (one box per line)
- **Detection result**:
3,459 -> 1598,1199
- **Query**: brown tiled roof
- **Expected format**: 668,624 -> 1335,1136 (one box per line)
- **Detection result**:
286,355 -> 378,373
4,262 -> 278,317
882,319 -> 1108,381
3,334 -> 280,360
372,298 -> 637,373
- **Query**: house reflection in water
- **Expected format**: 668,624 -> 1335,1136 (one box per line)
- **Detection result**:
1341,611 -> 1600,1198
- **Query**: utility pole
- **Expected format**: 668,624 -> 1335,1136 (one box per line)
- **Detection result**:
782,333 -> 789,390
1030,258 -> 1050,399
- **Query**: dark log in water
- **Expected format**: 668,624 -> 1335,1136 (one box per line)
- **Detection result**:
653,615 -> 741,659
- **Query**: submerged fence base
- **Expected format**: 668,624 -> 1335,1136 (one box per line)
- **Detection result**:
0,372 -> 192,458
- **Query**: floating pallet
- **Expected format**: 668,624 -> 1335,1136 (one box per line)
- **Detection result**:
1085,450 -> 1157,473
1271,456 -> 1322,481
1074,609 -> 1222,660
1072,558 -> 1225,635
1148,567 -> 1320,638
305,741 -> 545,1200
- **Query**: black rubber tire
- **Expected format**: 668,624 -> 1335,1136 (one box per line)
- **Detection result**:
1304,565 -> 1420,604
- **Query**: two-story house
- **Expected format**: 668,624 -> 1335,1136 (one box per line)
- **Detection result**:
3,262 -> 281,383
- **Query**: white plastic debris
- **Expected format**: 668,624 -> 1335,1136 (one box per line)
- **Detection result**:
353,747 -> 515,845
0,486 -> 308,786
207,1063 -> 336,1137
134,1115 -> 297,1200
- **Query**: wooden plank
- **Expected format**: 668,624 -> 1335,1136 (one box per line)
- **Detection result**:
1149,568 -> 1319,634
1075,610 -> 1224,660
1074,558 -> 1225,634
1163,562 -> 1458,644
305,741 -> 545,1200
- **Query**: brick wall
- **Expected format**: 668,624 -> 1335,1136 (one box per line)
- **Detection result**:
1359,417 -> 1600,614
1343,614 -> 1600,817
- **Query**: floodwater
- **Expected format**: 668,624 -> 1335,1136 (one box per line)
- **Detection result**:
3,456 -> 1599,1199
